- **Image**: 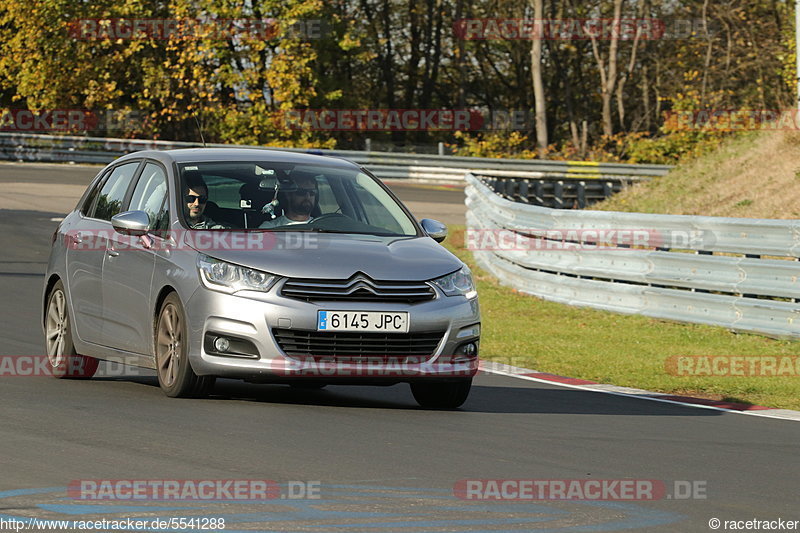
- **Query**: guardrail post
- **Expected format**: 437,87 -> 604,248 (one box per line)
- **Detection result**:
534,181 -> 544,206
519,180 -> 530,203
493,178 -> 504,196
577,181 -> 586,209
554,181 -> 564,208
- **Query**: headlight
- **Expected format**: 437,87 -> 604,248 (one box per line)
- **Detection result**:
431,266 -> 477,299
198,254 -> 277,294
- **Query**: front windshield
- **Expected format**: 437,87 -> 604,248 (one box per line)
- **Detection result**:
177,161 -> 418,236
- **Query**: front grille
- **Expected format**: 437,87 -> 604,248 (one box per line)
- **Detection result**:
273,328 -> 443,363
281,273 -> 435,303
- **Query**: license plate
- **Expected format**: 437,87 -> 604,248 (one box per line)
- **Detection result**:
317,311 -> 409,333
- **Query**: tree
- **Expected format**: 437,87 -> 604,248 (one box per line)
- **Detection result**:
530,0 -> 548,156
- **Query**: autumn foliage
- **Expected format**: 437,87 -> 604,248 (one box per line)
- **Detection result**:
0,0 -> 794,162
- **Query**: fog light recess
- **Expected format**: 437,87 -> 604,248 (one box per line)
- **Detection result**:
214,337 -> 231,353
204,333 -> 260,359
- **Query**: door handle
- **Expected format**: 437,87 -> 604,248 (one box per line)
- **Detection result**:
107,250 -> 119,257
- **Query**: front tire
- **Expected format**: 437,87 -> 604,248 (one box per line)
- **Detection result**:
155,292 -> 214,398
45,280 -> 98,379
410,379 -> 472,409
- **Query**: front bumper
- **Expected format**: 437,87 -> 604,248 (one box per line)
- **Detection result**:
184,284 -> 481,383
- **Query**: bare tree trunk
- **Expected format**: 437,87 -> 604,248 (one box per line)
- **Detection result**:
700,0 -> 713,105
580,119 -> 588,158
616,0 -> 644,130
402,0 -> 422,110
454,0 -> 466,108
420,0 -> 444,109
591,0 -> 623,137
654,58 -> 662,120
642,64 -> 651,131
530,0 -> 548,157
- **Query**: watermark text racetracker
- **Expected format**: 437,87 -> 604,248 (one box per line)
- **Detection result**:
68,18 -> 327,40
0,109 -> 143,133
280,109 -> 530,131
63,229 -> 319,252
454,479 -> 708,501
453,18 -> 716,40
0,356 -> 478,379
666,356 -> 800,377
666,109 -> 800,131
0,356 -> 145,378
68,479 -> 320,501
466,228 -> 714,251
708,517 -> 800,530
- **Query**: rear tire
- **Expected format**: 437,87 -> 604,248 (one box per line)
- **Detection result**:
410,379 -> 472,409
155,292 -> 215,398
45,280 -> 98,379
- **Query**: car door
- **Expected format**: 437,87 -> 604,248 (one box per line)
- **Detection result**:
66,161 -> 142,345
102,161 -> 170,354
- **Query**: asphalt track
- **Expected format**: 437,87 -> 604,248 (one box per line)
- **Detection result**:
0,163 -> 799,532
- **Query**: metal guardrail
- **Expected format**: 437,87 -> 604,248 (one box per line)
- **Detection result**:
465,173 -> 800,339
0,133 -> 671,189
479,174 -> 630,208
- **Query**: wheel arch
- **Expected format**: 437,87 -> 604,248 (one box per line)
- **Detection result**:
43,274 -> 62,329
152,285 -> 179,331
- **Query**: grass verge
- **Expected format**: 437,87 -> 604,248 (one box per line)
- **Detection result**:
443,225 -> 800,411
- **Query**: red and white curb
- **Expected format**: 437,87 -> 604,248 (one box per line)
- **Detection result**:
479,361 -> 800,422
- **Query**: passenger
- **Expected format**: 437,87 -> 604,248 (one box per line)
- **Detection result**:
184,174 -> 226,229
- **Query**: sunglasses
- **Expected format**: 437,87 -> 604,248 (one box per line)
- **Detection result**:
185,194 -> 208,204
292,188 -> 317,197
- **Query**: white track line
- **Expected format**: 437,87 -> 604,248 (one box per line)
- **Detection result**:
479,361 -> 800,422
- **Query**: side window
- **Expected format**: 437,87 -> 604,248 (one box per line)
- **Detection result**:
129,162 -> 168,229
81,171 -> 108,215
153,196 -> 170,233
92,162 -> 140,221
203,175 -> 242,209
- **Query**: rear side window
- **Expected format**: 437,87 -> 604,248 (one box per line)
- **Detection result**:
202,175 -> 243,209
129,162 -> 168,229
81,171 -> 107,216
91,162 -> 140,221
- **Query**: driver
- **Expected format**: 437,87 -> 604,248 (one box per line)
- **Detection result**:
259,174 -> 318,228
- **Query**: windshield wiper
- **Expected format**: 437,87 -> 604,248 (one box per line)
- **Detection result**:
251,226 -> 316,232
258,227 -> 403,236
305,228 -> 406,236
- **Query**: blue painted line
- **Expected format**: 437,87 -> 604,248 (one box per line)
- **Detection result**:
0,484 -> 688,532
0,487 -> 62,498
303,516 -> 557,529
37,503 -> 191,515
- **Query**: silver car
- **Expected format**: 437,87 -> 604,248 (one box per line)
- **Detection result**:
42,149 -> 480,408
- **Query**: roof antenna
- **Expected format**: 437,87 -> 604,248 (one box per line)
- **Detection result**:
193,113 -> 206,147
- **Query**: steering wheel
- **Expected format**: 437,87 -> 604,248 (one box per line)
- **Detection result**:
310,213 -> 349,224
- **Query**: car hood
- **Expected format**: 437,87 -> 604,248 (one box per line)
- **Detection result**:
183,231 -> 463,280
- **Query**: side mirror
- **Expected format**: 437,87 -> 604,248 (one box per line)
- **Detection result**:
420,218 -> 448,243
111,210 -> 150,236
